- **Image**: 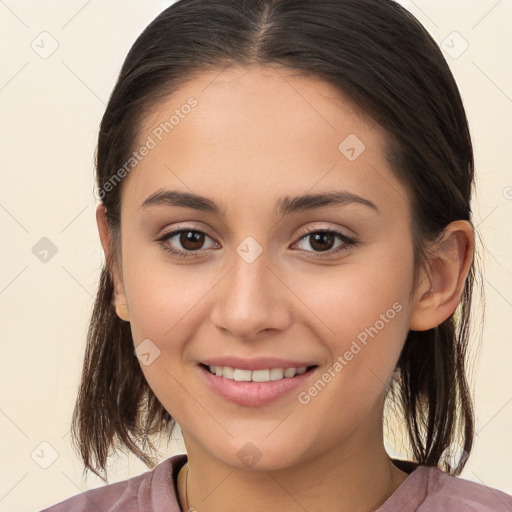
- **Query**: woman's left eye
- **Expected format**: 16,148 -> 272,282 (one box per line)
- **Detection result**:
156,227 -> 357,259
293,228 -> 357,258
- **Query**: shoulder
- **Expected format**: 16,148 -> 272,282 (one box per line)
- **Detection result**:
37,454 -> 187,512
425,467 -> 512,512
383,465 -> 512,512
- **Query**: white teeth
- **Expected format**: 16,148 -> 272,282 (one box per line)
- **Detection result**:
233,369 -> 252,381
251,369 -> 270,382
205,365 -> 311,382
222,366 -> 234,379
269,368 -> 284,380
284,367 -> 297,378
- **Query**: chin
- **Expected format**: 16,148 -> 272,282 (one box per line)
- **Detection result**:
207,437 -> 311,472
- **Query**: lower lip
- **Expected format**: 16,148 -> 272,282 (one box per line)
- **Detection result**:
198,365 -> 318,407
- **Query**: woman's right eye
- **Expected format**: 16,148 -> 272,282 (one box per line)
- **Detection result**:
157,228 -> 219,258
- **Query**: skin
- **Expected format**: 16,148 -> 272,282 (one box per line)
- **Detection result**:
96,65 -> 474,512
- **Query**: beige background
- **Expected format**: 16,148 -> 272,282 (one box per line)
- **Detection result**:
0,1 -> 511,510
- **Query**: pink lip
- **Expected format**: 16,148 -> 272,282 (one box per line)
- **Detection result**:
201,356 -> 316,371
198,364 -> 319,407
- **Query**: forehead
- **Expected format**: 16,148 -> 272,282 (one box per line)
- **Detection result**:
137,64 -> 373,153
122,65 -> 409,221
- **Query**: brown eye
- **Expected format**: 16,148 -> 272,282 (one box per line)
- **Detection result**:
179,231 -> 206,251
307,232 -> 336,252
157,228 -> 219,258
293,228 -> 357,259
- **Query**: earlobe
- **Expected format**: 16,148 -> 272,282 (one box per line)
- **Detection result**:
96,203 -> 130,321
115,302 -> 131,322
409,220 -> 474,332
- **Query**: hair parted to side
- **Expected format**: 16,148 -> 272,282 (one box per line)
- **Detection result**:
71,0 -> 482,482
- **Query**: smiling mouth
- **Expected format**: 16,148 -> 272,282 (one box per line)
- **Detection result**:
199,363 -> 318,383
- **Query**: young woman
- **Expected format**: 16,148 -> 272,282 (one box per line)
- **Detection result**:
40,0 -> 512,511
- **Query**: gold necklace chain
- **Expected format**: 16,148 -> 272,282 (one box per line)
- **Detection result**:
184,463 -> 190,511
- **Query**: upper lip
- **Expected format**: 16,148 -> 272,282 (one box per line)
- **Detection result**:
200,357 -> 317,371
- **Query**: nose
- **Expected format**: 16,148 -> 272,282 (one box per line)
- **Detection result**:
209,243 -> 293,340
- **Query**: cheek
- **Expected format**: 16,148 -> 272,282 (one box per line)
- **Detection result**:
305,257 -> 411,341
300,248 -> 413,390
121,237 -> 209,342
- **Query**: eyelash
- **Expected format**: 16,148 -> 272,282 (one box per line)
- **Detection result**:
156,226 -> 358,260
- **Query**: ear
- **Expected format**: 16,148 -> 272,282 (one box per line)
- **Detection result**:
409,220 -> 474,331
96,203 -> 130,322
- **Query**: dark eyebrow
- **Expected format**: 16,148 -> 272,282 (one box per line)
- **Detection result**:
277,190 -> 378,215
140,189 -> 228,216
140,188 -> 379,216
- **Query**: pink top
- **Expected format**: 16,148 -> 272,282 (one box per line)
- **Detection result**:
39,454 -> 512,511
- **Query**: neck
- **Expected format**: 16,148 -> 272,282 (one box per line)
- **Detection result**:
177,429 -> 409,512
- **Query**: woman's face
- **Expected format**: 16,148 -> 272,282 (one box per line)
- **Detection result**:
108,65 -> 423,470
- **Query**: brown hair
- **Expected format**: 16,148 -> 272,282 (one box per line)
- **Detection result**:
72,0 -> 482,482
